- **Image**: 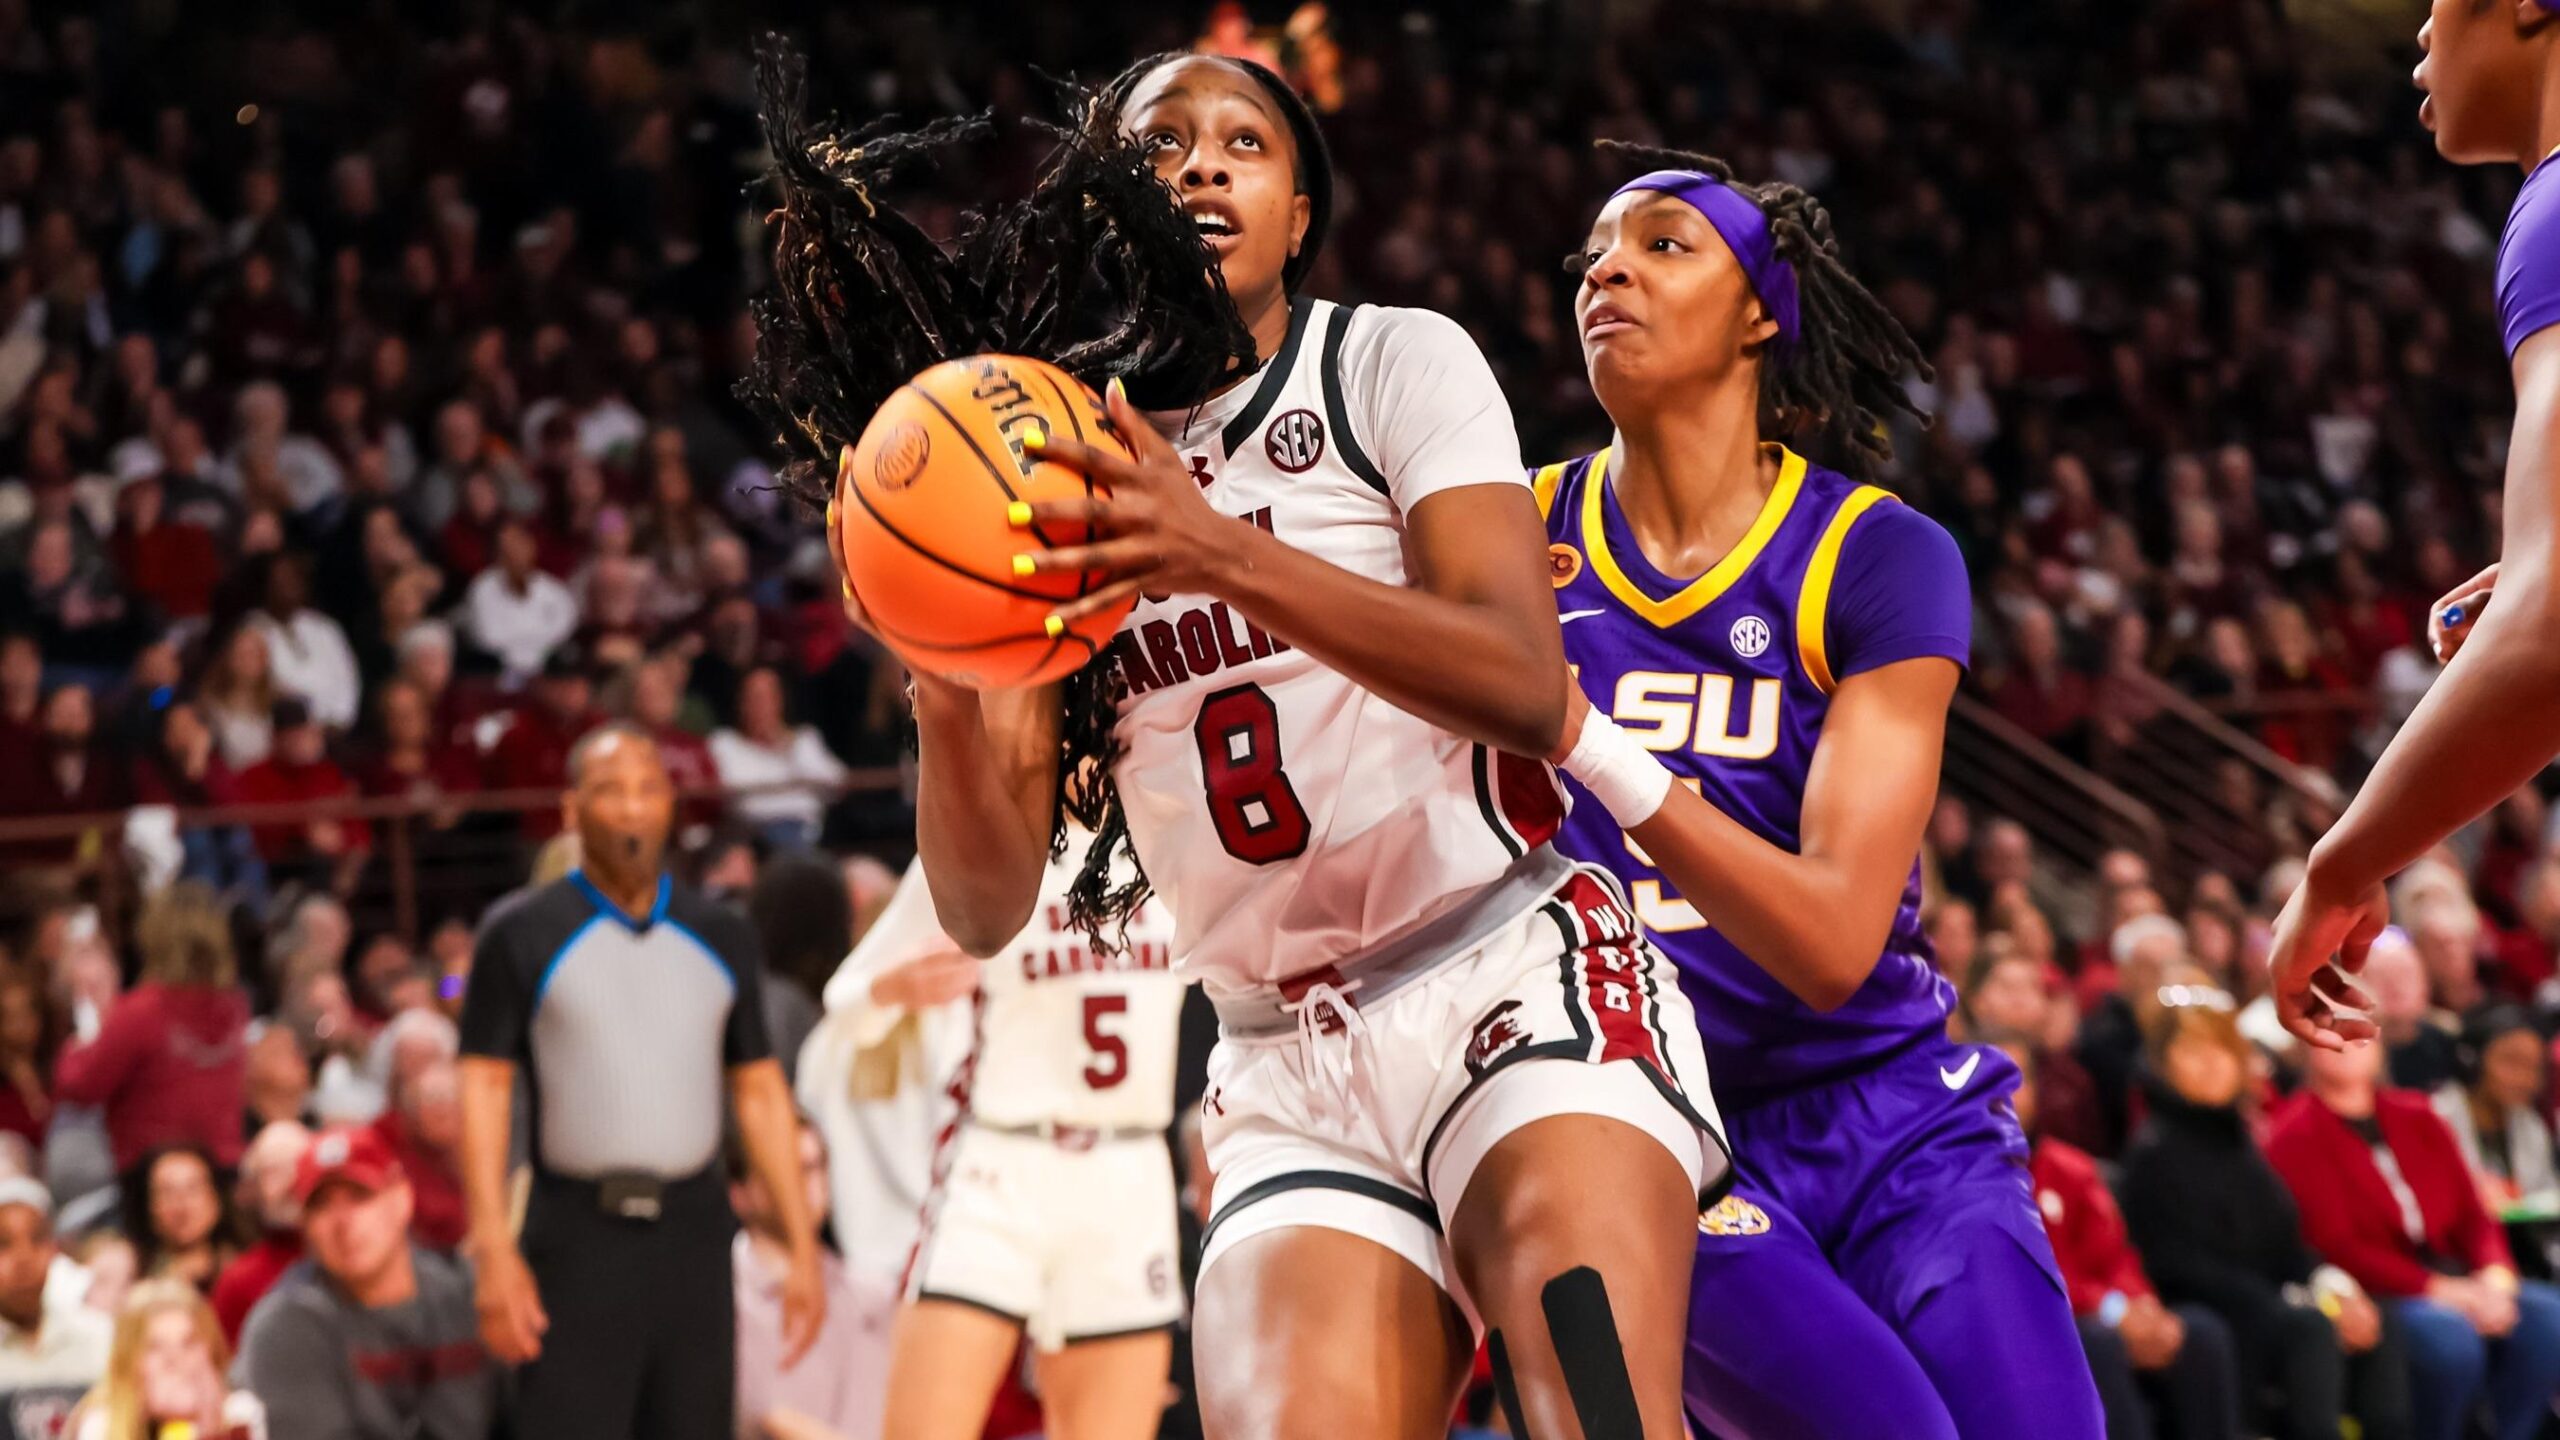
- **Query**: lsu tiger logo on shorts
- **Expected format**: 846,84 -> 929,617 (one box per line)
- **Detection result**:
1699,1194 -> 1771,1237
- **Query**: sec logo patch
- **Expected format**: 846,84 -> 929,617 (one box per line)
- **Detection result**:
1699,1195 -> 1771,1237
1548,544 -> 1584,587
1729,615 -> 1771,658
1265,409 -> 1326,473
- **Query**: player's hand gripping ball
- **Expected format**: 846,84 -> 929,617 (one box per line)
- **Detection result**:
832,355 -> 1135,688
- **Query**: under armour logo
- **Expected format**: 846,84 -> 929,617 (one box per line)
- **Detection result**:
1187,454 -> 1214,489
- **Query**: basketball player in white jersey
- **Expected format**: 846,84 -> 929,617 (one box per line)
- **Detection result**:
821,54 -> 1729,1440
810,832 -> 1183,1440
794,916 -> 974,1440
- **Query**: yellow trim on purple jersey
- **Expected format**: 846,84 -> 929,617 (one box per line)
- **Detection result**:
1580,444 -> 1808,629
1531,460 -> 1570,519
1795,485 -> 1902,693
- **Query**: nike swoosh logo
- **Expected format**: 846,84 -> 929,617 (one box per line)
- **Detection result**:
1559,609 -> 1607,624
1940,1051 -> 1982,1090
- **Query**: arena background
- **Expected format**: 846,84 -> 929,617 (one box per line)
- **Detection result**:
2,0 -> 2554,1437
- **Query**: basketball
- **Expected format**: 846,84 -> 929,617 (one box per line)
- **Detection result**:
833,354 -> 1135,689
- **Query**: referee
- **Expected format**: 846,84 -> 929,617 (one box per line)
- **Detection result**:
458,722 -> 824,1439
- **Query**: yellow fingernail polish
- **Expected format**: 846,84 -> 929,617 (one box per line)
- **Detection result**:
1107,376 -> 1126,404
824,500 -> 835,527
1011,554 -> 1036,577
1044,615 -> 1066,638
1006,502 -> 1033,527
842,580 -> 855,602
1021,424 -> 1046,450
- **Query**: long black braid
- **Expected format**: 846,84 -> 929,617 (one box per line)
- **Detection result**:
1591,140 -> 1932,472
738,37 -> 1261,944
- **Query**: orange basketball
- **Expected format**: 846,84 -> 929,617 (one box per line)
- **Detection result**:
834,355 -> 1135,689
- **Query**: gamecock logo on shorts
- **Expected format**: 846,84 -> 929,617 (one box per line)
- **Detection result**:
1465,1000 -> 1530,1078
1264,409 -> 1326,473
1699,1195 -> 1771,1238
872,421 -> 930,492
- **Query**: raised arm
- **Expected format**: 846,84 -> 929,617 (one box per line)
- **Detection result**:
2272,324 -> 2560,1048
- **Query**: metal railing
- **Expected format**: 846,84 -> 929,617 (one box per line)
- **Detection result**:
0,771 -> 910,941
1941,693 -> 2167,881
2086,672 -> 2343,891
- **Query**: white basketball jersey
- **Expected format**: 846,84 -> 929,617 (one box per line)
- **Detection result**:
844,843 -> 1184,1130
1105,298 -> 1563,996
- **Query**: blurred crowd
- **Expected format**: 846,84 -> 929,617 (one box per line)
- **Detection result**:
1,0 -> 2557,1435
1930,792 -> 2560,1440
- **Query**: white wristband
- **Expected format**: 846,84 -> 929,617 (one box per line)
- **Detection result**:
1561,709 -> 1676,829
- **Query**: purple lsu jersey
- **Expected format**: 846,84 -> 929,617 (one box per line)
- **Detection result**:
1535,444 -> 1972,1105
2501,150 -> 2560,358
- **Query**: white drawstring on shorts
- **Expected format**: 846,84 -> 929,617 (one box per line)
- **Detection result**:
1284,978 -> 1368,1128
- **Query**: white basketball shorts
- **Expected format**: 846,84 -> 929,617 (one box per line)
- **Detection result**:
907,1124 -> 1183,1351
1196,861 -> 1731,1325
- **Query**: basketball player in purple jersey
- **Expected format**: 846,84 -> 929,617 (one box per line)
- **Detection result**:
2273,5 -> 2560,1048
1533,143 -> 2105,1439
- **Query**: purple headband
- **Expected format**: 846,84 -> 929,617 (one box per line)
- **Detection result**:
1611,169 -> 1800,348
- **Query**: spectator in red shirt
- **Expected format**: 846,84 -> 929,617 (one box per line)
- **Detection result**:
391,621 -> 486,756
629,654 -> 720,843
0,683 -> 131,872
107,473 -> 224,623
434,467 -> 507,588
2269,1037 -> 2560,1440
2028,454 -> 2107,567
234,698 -> 371,897
2008,1042 -> 2240,1440
0,969 -> 59,1156
2253,600 -> 2354,772
1988,601 -> 2092,754
0,633 -> 40,751
210,1119 -> 311,1346
2090,610 -> 2170,759
2492,858 -> 2560,1004
357,676 -> 480,829
368,1051 -> 463,1252
54,882 -> 250,1173
483,649 -> 598,839
2472,790 -> 2546,935
2318,548 -> 2416,688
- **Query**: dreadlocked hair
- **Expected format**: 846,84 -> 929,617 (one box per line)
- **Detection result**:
737,36 -> 1260,946
1593,140 -> 1932,474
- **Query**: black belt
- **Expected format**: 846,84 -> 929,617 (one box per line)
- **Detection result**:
534,1165 -> 722,1223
